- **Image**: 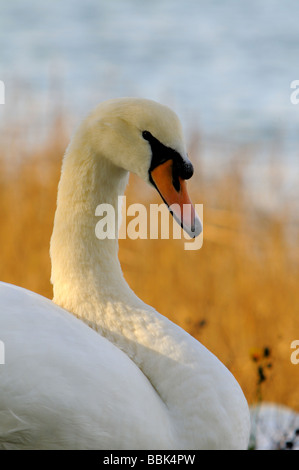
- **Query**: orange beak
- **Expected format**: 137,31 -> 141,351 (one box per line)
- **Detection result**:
150,159 -> 202,238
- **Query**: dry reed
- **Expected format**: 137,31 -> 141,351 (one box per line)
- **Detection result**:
0,117 -> 298,411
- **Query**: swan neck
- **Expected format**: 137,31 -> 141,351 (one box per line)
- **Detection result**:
50,143 -> 130,310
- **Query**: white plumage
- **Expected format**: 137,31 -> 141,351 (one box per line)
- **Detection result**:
0,98 -> 250,449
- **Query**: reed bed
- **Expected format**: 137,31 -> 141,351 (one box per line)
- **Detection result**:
0,117 -> 298,412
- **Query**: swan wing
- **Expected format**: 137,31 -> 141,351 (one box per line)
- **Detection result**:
0,282 -> 173,449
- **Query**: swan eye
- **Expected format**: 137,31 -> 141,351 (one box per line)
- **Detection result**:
142,130 -> 152,141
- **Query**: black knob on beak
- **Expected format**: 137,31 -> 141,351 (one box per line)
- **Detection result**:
180,160 -> 194,180
173,156 -> 194,181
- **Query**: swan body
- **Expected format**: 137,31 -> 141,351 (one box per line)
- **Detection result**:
0,98 -> 250,449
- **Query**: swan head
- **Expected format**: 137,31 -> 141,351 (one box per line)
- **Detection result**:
76,97 -> 202,238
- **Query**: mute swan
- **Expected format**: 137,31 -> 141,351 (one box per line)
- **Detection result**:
0,98 -> 250,450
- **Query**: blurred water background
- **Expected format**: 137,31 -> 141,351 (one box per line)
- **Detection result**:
0,0 -> 298,208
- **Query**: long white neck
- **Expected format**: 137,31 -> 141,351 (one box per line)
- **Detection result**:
50,142 -> 250,449
51,140 -> 131,311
